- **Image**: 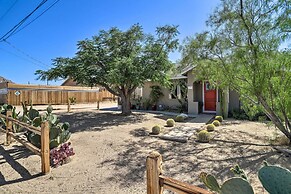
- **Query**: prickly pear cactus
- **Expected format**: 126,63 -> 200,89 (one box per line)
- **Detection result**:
221,177 -> 254,194
28,108 -> 39,120
258,165 -> 291,194
200,172 -> 221,192
46,105 -> 53,114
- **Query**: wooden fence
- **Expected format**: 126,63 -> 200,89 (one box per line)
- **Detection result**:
146,151 -> 213,194
0,111 -> 50,174
0,83 -> 115,105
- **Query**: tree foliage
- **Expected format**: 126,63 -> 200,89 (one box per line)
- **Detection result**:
181,0 -> 291,140
36,24 -> 179,114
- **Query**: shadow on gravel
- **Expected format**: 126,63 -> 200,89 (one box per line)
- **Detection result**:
57,111 -> 148,133
0,145 -> 42,186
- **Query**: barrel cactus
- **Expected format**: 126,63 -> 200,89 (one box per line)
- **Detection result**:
197,130 -> 210,143
166,119 -> 175,127
212,120 -> 221,127
215,115 -> 223,122
206,124 -> 215,132
175,115 -> 185,122
152,125 -> 161,135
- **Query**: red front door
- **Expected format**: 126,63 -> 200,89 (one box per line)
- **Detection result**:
204,82 -> 216,112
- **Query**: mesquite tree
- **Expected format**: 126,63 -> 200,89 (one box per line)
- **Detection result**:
36,24 -> 179,115
181,0 -> 291,141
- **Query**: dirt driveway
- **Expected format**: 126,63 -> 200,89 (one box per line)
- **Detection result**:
0,106 -> 290,193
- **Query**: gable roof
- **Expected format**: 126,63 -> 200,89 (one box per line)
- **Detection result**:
0,76 -> 14,83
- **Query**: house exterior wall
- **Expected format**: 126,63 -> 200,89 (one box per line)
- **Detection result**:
61,78 -> 78,86
142,81 -> 180,108
186,70 -> 201,114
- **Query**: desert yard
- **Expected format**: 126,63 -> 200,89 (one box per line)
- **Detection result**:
0,103 -> 290,194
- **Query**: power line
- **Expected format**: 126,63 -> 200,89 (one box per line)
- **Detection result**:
11,0 -> 61,36
0,46 -> 48,69
3,40 -> 51,68
0,0 -> 18,22
0,0 -> 48,42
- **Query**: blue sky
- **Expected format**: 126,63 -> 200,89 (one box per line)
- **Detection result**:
0,0 -> 220,85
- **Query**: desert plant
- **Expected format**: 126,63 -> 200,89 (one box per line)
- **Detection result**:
175,115 -> 185,122
50,142 -> 75,167
166,119 -> 175,127
212,120 -> 221,127
152,125 -> 161,135
215,116 -> 223,122
201,162 -> 291,194
206,124 -> 215,132
68,97 -> 76,104
197,130 -> 210,143
25,105 -> 71,149
200,172 -> 254,194
258,162 -> 291,194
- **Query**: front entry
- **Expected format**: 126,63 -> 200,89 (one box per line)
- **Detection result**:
204,82 -> 216,112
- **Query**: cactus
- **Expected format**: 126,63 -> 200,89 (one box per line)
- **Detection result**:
166,119 -> 175,127
258,164 -> 291,194
215,115 -> 223,122
206,124 -> 215,132
47,105 -> 53,114
230,164 -> 248,181
200,172 -> 254,194
212,120 -> 221,126
24,105 -> 71,149
197,130 -> 210,143
175,115 -> 185,122
152,125 -> 161,135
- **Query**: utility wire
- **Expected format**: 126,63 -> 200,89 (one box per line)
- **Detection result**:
0,46 -> 48,69
0,0 -> 48,42
0,0 -> 18,22
11,0 -> 60,36
3,40 -> 51,68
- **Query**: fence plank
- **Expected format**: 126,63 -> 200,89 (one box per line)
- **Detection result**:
41,121 -> 50,174
146,151 -> 163,194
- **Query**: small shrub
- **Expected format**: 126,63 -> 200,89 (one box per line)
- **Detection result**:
215,116 -> 223,122
212,120 -> 221,127
206,124 -> 215,132
152,125 -> 161,135
175,115 -> 185,122
166,119 -> 175,127
50,142 -> 75,167
197,130 -> 210,143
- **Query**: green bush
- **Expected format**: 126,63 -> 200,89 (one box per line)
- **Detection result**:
206,124 -> 215,132
215,116 -> 223,122
197,130 -> 210,143
212,120 -> 221,127
166,119 -> 175,127
152,125 -> 161,135
175,115 -> 185,122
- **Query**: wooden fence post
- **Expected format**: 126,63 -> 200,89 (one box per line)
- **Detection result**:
67,98 -> 71,112
97,100 -> 100,110
41,121 -> 50,174
6,110 -> 12,145
146,151 -> 163,194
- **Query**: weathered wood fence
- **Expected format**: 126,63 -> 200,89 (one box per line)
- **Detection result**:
146,151 -> 213,194
0,83 -> 115,105
0,111 -> 50,174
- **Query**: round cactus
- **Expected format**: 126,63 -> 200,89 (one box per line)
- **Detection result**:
166,119 -> 175,127
215,115 -> 223,122
197,130 -> 210,143
212,120 -> 221,127
152,125 -> 161,135
175,115 -> 184,122
206,124 -> 215,132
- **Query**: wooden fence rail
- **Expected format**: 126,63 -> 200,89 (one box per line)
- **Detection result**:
146,151 -> 213,194
0,111 -> 50,174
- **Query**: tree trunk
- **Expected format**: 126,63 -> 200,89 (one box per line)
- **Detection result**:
121,93 -> 132,115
